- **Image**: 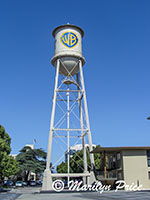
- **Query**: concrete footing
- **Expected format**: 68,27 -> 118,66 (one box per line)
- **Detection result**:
41,169 -> 96,192
42,169 -> 53,191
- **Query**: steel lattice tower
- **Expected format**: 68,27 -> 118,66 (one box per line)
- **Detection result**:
42,24 -> 96,191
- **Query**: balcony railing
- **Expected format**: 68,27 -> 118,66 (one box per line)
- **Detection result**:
96,170 -> 117,180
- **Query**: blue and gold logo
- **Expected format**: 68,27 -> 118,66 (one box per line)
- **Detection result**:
60,32 -> 78,48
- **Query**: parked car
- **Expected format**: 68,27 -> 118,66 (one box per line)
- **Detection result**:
64,180 -> 68,187
4,180 -> 14,187
29,181 -> 36,186
22,181 -> 28,186
15,181 -> 23,187
36,180 -> 42,185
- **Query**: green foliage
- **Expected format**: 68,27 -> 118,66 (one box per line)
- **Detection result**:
0,125 -> 11,158
16,146 -> 47,181
56,145 -> 101,173
1,155 -> 18,177
0,125 -> 18,181
56,162 -> 67,173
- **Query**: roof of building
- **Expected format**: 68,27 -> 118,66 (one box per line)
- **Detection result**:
70,144 -> 96,151
25,144 -> 34,150
90,146 -> 150,153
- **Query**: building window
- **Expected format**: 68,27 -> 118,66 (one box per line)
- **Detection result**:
147,150 -> 150,167
148,159 -> 150,167
148,172 -> 150,179
117,153 -> 120,160
116,152 -> 121,169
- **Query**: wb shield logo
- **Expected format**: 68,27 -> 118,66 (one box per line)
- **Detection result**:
60,32 -> 78,48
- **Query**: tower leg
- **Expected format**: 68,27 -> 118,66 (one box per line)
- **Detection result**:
76,73 -> 88,184
67,87 -> 70,187
79,60 -> 96,184
42,59 -> 60,191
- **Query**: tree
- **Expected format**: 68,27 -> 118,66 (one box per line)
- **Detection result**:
0,125 -> 18,183
16,146 -> 47,181
56,161 -> 67,173
1,155 -> 18,178
56,145 -> 101,173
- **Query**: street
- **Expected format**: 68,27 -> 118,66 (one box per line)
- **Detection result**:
1,187 -> 150,200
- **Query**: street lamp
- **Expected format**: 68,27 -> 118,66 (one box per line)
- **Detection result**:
147,116 -> 150,120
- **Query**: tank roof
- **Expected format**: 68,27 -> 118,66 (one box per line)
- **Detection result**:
52,24 -> 84,38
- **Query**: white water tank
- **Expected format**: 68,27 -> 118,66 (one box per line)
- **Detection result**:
51,24 -> 85,76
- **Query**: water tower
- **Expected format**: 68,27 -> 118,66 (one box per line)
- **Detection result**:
42,24 -> 96,191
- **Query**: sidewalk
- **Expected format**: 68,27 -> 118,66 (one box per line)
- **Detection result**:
17,193 -> 86,200
16,190 -> 150,200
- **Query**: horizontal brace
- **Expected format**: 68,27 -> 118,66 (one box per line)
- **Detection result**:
56,89 -> 83,92
51,173 -> 91,177
56,99 -> 78,102
53,135 -> 81,138
53,128 -> 88,131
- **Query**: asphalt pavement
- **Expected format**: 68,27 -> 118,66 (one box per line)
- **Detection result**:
0,187 -> 150,200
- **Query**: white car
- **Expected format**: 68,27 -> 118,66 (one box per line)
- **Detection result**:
15,181 -> 23,187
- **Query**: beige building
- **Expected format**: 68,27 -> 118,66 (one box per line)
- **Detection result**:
65,144 -> 96,162
91,146 -> 150,190
25,144 -> 34,149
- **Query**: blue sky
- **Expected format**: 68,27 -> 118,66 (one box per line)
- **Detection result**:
0,0 -> 150,157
